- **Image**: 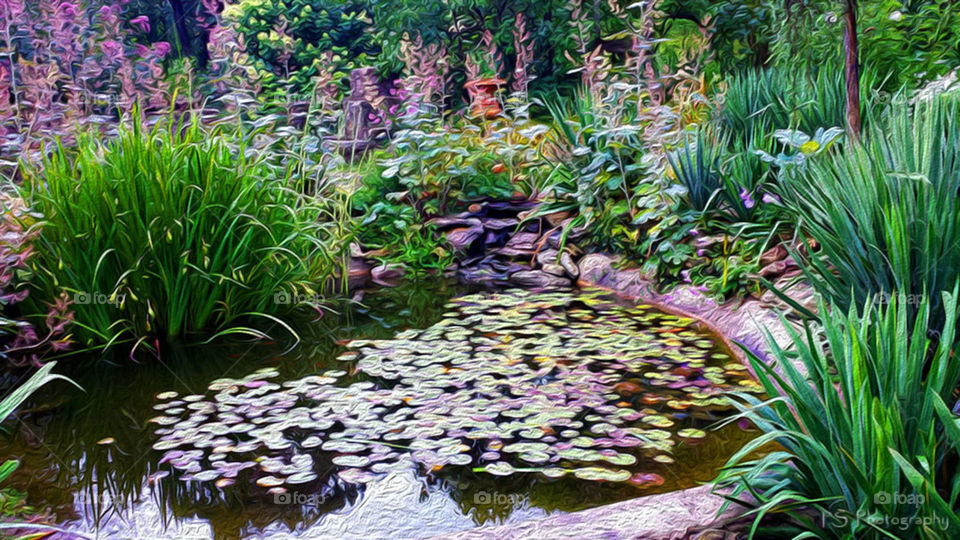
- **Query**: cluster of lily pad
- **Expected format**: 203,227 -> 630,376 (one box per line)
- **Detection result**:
150,288 -> 762,495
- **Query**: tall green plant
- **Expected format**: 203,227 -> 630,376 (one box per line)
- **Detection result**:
20,117 -> 346,349
716,292 -> 960,538
668,128 -> 724,214
777,94 -> 960,322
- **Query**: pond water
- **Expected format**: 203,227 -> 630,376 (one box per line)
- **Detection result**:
1,281 -> 762,539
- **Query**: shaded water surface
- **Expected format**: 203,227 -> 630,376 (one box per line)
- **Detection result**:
1,281 -> 760,539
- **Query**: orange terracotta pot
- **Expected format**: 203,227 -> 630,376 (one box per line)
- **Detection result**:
464,78 -> 505,119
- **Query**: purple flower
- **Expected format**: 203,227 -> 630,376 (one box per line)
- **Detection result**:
101,40 -> 123,62
689,228 -> 699,236
739,188 -> 756,209
153,42 -> 171,58
761,192 -> 781,204
130,15 -> 151,33
134,44 -> 150,57
59,2 -> 78,17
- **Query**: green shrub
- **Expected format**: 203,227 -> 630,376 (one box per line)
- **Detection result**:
224,0 -> 377,96
716,291 -> 960,538
778,94 -> 960,324
668,128 -> 724,214
19,118 -> 346,348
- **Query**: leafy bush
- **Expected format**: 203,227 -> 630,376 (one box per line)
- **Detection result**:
224,0 -> 377,97
351,109 -> 550,271
18,117 -> 346,349
778,94 -> 960,323
717,291 -> 960,538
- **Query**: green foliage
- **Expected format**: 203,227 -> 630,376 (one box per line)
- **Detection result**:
541,88 -> 688,263
352,109 -> 551,271
370,0 -> 608,95
720,66 -> 876,137
717,291 -> 960,538
769,0 -> 960,91
777,94 -> 960,324
225,0 -> 377,95
19,117 -> 347,349
668,128 -> 723,213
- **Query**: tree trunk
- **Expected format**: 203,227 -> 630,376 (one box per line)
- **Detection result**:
169,0 -> 209,69
843,0 -> 861,139
169,0 -> 192,59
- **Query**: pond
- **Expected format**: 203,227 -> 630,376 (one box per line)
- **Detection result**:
1,281 -> 762,539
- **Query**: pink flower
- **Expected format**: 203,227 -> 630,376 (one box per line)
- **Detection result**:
59,2 -> 78,17
153,41 -> 171,58
101,39 -> 123,62
130,15 -> 151,33
134,44 -> 150,57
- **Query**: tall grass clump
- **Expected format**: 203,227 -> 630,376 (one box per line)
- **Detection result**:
18,117 -> 346,350
721,66 -> 878,136
717,292 -> 960,539
778,94 -> 960,323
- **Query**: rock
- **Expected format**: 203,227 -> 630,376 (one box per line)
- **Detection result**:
494,246 -> 537,257
577,254 -> 615,282
428,216 -> 481,230
508,270 -> 571,289
759,255 -> 799,278
759,260 -> 789,278
446,226 -> 484,251
347,258 -> 372,287
505,232 -> 541,250
759,244 -> 787,266
544,210 -> 572,228
482,217 -> 519,231
560,251 -> 579,279
371,263 -> 405,284
467,203 -> 484,214
535,249 -> 559,266
541,263 -> 566,276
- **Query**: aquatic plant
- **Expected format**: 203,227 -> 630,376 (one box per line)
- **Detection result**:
147,289 -> 759,494
716,291 -> 960,539
18,115 -> 347,350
